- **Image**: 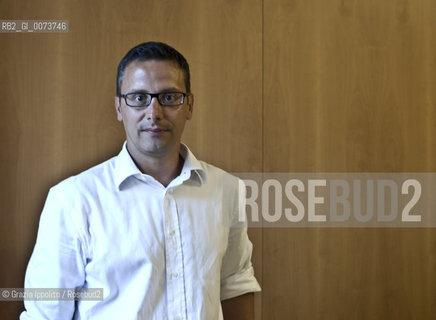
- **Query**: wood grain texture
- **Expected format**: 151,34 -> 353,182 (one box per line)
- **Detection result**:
263,0 -> 436,319
0,0 -> 262,318
264,0 -> 435,172
1,0 -> 436,319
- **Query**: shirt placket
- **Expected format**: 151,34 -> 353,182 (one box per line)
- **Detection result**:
163,188 -> 187,320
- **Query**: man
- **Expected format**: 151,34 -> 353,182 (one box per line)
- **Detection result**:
21,42 -> 260,319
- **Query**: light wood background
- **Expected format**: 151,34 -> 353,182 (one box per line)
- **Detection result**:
1,0 -> 435,319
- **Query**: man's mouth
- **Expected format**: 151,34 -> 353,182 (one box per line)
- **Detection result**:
145,128 -> 167,132
141,127 -> 170,135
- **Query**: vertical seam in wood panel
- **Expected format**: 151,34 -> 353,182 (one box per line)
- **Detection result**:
261,1 -> 264,172
261,0 -> 264,319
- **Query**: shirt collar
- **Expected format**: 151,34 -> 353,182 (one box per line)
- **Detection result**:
179,143 -> 207,185
114,142 -> 206,190
114,142 -> 143,189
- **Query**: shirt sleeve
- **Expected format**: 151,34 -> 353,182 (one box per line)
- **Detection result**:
220,178 -> 261,301
20,187 -> 87,320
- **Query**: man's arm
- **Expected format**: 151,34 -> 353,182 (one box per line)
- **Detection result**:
221,293 -> 255,320
21,188 -> 85,319
220,177 -> 261,319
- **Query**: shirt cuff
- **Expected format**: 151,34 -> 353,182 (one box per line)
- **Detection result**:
220,265 -> 261,301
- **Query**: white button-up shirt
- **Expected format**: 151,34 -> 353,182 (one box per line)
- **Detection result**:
21,143 -> 261,320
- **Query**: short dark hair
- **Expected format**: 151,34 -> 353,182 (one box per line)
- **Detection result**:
116,41 -> 191,95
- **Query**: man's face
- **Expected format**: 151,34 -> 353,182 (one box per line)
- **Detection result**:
115,60 -> 193,159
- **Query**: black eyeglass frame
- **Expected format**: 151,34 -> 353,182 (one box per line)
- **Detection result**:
119,91 -> 188,108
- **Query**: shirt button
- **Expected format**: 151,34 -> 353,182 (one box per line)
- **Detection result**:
169,230 -> 175,236
172,272 -> 179,278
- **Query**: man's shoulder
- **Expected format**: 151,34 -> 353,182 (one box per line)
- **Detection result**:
51,155 -> 117,195
196,159 -> 242,186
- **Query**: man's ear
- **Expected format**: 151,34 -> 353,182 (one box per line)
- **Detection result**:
186,93 -> 194,120
115,96 -> 123,122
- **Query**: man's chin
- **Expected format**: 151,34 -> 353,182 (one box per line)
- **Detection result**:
140,142 -> 178,157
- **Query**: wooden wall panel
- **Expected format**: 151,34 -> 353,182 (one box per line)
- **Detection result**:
0,0 -> 262,318
2,0 -> 436,319
263,0 -> 436,319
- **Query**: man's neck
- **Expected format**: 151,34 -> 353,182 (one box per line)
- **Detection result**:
128,144 -> 184,187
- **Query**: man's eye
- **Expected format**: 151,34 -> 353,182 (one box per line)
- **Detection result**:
126,94 -> 147,102
163,94 -> 176,102
134,94 -> 146,101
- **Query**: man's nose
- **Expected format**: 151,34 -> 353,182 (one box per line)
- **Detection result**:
145,97 -> 163,120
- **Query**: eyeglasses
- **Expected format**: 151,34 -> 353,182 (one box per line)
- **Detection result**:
120,92 -> 187,108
